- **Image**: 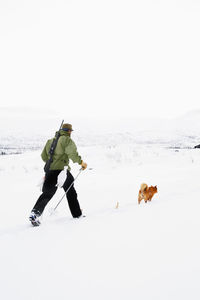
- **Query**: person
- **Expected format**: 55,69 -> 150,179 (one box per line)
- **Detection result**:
29,123 -> 87,226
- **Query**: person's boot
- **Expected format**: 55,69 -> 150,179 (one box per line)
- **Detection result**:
29,211 -> 41,226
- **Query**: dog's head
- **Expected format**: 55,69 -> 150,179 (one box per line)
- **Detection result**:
153,185 -> 158,194
149,185 -> 158,194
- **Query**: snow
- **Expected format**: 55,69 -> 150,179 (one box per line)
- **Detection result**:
0,113 -> 200,299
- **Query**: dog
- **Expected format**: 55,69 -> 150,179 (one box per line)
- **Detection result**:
138,183 -> 157,204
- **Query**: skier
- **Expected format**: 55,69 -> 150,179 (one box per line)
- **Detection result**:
29,123 -> 87,226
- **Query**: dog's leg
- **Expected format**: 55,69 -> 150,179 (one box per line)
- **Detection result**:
138,194 -> 141,204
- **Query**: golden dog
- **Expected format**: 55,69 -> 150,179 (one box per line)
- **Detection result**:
138,183 -> 157,204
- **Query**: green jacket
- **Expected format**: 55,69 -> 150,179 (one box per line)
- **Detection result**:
41,130 -> 82,171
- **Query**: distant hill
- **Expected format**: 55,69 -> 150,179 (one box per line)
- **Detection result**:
0,107 -> 200,154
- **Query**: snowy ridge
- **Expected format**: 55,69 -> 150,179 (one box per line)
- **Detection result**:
0,108 -> 200,154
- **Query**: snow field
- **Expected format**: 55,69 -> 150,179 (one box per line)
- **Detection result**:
0,144 -> 200,300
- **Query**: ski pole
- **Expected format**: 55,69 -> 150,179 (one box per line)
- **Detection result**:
52,168 -> 83,214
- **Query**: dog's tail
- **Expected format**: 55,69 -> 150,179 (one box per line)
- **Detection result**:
140,183 -> 148,192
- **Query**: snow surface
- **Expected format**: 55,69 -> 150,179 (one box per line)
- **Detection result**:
0,112 -> 200,300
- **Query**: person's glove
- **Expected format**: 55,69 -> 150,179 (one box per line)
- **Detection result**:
81,161 -> 87,170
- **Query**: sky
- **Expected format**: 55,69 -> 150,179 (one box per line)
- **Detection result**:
0,0 -> 200,119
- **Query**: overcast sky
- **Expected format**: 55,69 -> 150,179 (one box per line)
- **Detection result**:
0,0 -> 200,119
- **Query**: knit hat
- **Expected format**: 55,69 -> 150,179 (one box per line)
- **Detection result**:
62,123 -> 74,131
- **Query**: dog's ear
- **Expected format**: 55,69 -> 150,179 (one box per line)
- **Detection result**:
155,185 -> 157,188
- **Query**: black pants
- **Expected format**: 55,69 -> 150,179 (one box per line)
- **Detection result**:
32,170 -> 82,218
